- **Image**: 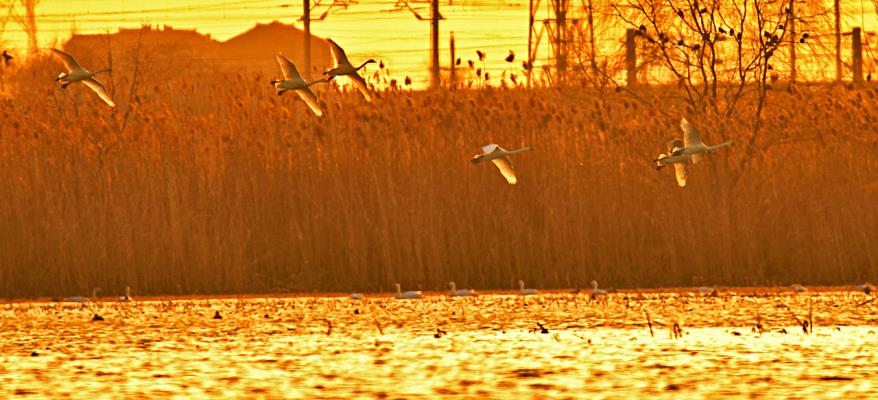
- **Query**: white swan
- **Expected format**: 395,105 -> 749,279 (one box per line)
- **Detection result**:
118,286 -> 134,302
50,48 -> 115,107
350,293 -> 364,300
323,39 -> 376,102
271,53 -> 330,117
790,284 -> 807,293
395,283 -> 422,299
449,281 -> 476,297
471,144 -> 532,184
66,287 -> 101,302
590,280 -> 607,298
518,280 -> 538,296
655,138 -> 691,187
671,117 -> 732,161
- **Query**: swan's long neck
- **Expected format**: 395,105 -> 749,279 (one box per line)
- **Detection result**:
510,146 -> 532,155
355,61 -> 372,71
592,281 -> 598,290
396,284 -> 402,295
125,286 -> 131,297
519,281 -> 525,290
450,282 -> 456,292
89,68 -> 111,77
306,78 -> 329,87
707,141 -> 732,151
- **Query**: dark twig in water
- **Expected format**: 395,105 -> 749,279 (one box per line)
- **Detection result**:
536,322 -> 549,334
645,310 -> 654,337
671,322 -> 683,339
808,297 -> 813,334
325,319 -> 333,336
374,320 -> 384,335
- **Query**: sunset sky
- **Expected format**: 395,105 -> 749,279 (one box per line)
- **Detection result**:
1,0 -> 877,85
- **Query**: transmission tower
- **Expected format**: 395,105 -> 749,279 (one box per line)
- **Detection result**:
527,0 -> 590,86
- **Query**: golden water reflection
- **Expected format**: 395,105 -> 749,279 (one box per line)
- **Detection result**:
2,289 -> 877,397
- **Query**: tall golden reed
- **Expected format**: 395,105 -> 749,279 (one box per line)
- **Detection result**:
0,54 -> 875,298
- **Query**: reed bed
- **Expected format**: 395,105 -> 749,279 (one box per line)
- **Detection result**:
0,55 -> 876,298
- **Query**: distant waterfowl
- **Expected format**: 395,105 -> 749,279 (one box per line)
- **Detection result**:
471,144 -> 532,184
856,283 -> 875,295
449,282 -> 476,297
590,280 -> 607,298
213,311 -> 223,319
350,293 -> 364,300
118,286 -> 133,302
655,138 -> 691,187
271,53 -> 331,117
50,48 -> 115,107
395,283 -> 422,299
2,50 -> 12,66
671,117 -> 732,160
790,284 -> 807,293
65,287 -> 100,303
324,39 -> 376,102
518,280 -> 538,296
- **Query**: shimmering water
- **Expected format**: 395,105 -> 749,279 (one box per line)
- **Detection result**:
2,289 -> 877,398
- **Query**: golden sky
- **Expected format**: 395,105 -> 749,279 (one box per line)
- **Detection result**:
1,0 -> 877,85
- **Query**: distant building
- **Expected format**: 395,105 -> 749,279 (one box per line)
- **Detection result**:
63,22 -> 333,78
220,21 -> 333,78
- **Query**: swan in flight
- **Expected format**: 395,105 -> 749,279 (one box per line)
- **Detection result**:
323,39 -> 376,102
590,280 -> 607,299
50,48 -> 115,107
670,117 -> 732,161
518,280 -> 538,296
471,144 -> 532,184
118,286 -> 134,302
271,53 -> 331,117
395,283 -> 422,299
655,138 -> 691,187
449,282 -> 476,297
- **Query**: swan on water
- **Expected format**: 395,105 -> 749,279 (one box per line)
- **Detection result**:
65,287 -> 101,302
449,281 -> 476,297
518,280 -> 538,296
590,280 -> 607,298
790,284 -> 807,293
118,286 -> 134,302
471,144 -> 532,184
271,53 -> 331,117
654,138 -> 691,187
350,293 -> 364,300
395,283 -> 422,299
50,48 -> 115,107
671,117 -> 732,160
323,39 -> 376,102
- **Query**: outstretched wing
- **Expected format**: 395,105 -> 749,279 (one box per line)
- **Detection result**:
491,157 -> 517,184
674,162 -> 688,187
275,54 -> 302,81
327,39 -> 351,67
667,138 -> 684,153
295,87 -> 324,117
82,77 -> 115,107
348,71 -> 373,102
680,117 -> 704,147
50,48 -> 83,72
481,144 -> 499,154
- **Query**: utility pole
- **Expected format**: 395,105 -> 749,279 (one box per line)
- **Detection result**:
852,27 -> 863,84
450,31 -> 456,88
626,29 -> 637,87
393,0 -> 445,88
303,0 -> 312,79
834,0 -> 841,81
789,0 -> 796,83
431,0 -> 440,88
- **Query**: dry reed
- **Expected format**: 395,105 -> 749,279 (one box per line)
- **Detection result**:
0,52 -> 876,298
